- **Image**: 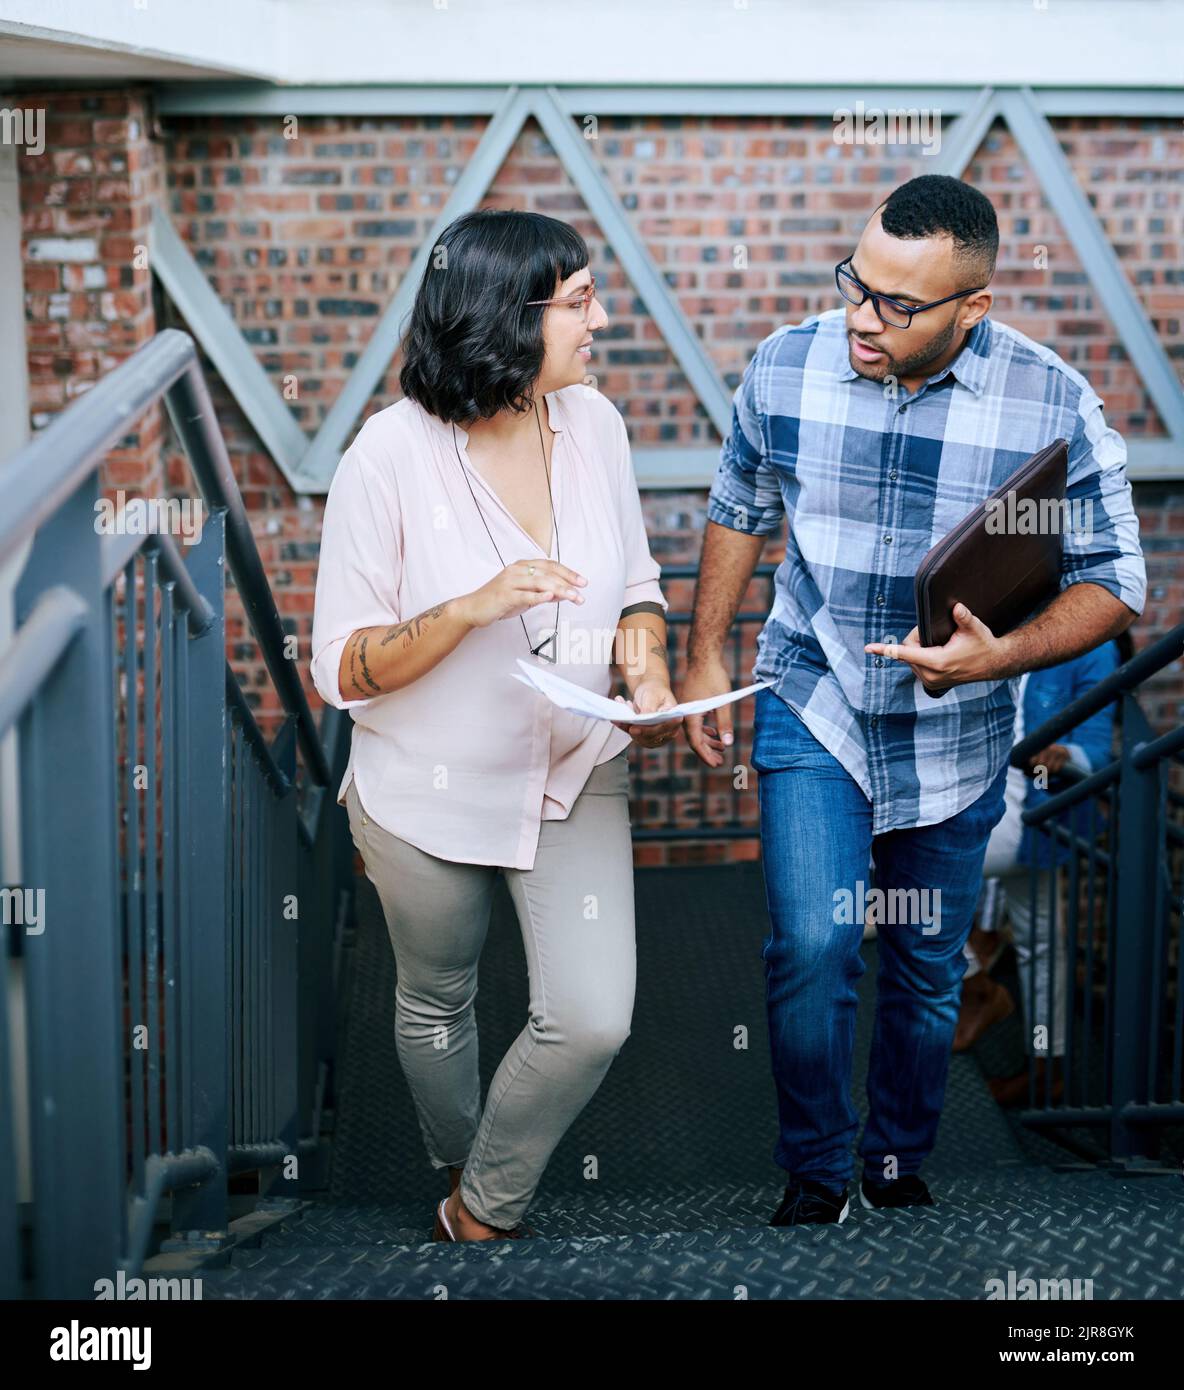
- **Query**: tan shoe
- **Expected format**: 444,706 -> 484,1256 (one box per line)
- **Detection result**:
989,1058 -> 1064,1109
966,924 -> 1006,975
953,975 -> 1015,1052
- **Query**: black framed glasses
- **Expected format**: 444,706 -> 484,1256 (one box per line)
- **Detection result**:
835,256 -> 986,329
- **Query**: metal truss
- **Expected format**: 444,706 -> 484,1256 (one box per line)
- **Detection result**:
149,84 -> 1184,489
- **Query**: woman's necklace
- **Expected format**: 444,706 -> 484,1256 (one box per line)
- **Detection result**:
451,399 -> 561,661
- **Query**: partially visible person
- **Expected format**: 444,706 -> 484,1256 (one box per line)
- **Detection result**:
953,635 -> 1129,1107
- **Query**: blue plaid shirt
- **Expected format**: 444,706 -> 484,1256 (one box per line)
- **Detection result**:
707,308 -> 1146,834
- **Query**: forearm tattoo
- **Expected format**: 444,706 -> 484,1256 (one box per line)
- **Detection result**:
345,603 -> 446,698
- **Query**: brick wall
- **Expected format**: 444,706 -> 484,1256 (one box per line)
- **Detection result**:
17,86 -> 165,496
16,95 -> 1184,862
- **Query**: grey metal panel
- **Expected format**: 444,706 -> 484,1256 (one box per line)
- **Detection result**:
153,83 -> 509,117
554,86 -> 982,116
533,87 -> 734,441
631,440 -> 1184,488
1126,438 -> 1184,479
152,84 -> 1184,120
295,86 -> 534,483
149,207 -> 310,484
997,88 -> 1184,444
1033,89 -> 1184,117
930,87 -> 998,178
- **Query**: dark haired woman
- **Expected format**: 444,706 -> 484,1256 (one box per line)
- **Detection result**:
310,209 -> 680,1240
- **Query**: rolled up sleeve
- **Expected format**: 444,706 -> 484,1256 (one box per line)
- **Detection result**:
310,430 -> 404,710
706,353 -> 784,536
1058,388 -> 1146,617
609,406 -> 667,613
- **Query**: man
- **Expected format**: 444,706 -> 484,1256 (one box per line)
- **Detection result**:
682,174 -> 1145,1225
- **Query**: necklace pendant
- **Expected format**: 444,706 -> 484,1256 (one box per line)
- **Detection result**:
532,628 -> 558,663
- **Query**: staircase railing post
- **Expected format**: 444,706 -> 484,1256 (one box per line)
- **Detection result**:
1109,692 -> 1160,1163
266,718 -> 300,1197
15,474 -> 125,1299
169,508 -> 230,1241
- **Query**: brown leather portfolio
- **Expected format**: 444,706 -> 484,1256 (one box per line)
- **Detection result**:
913,437 -> 1069,655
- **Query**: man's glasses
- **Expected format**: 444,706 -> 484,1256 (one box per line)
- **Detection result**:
835,256 -> 986,329
527,275 -> 598,322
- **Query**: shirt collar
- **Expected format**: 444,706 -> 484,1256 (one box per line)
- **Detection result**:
836,315 -> 992,398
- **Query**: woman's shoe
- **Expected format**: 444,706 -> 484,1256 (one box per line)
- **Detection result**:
433,1195 -> 457,1241
433,1192 -> 535,1241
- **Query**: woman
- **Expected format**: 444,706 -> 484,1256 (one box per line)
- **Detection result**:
310,209 -> 681,1241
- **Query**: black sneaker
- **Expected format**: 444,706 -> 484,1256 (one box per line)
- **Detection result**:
769,1178 -> 850,1226
859,1173 -> 934,1210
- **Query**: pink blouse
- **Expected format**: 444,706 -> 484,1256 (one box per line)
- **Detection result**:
310,384 -> 668,870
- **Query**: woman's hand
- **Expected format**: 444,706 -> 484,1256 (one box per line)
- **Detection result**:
457,559 -> 586,629
610,679 -> 683,748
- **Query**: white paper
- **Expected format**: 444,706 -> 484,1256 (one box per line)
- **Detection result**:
513,658 -> 773,726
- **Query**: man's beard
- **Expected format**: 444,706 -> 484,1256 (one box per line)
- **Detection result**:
847,314 -> 959,383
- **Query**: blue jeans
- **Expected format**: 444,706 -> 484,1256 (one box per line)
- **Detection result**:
752,687 -> 1009,1189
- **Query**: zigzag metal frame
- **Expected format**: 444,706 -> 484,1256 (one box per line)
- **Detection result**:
149,84 -> 1184,490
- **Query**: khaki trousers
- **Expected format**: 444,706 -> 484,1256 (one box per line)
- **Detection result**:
344,748 -> 636,1229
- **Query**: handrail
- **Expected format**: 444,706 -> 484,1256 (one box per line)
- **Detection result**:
0,332 -> 194,556
0,586 -> 88,740
103,529 -> 216,635
162,359 -> 330,787
0,330 -> 330,789
1021,754 -> 1122,825
1011,620 -> 1184,767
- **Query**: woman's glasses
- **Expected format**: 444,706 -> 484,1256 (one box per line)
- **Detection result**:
527,276 -> 598,321
834,256 -> 985,329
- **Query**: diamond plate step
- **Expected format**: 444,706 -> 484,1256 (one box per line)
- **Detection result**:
197,1169 -> 1184,1300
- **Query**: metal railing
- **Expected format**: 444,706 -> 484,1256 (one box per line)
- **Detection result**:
1008,623 -> 1184,1165
0,329 -> 355,1299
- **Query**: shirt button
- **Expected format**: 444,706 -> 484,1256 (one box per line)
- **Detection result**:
870,716 -> 879,728
897,404 -> 907,413
875,657 -> 884,668
883,534 -> 893,544
875,593 -> 885,605
888,469 -> 898,481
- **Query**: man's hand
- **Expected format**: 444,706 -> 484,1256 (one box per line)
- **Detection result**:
610,678 -> 683,748
681,658 -> 734,766
864,602 -> 1007,696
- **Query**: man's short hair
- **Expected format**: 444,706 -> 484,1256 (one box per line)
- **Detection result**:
876,175 -> 999,287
